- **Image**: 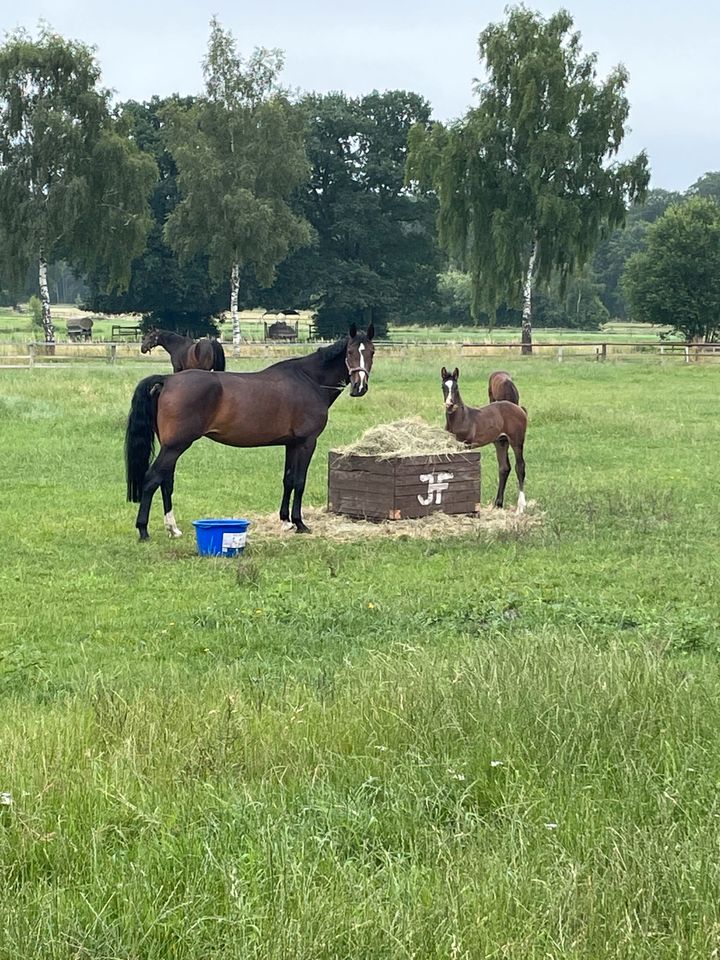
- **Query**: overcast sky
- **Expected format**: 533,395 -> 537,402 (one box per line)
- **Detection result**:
2,0 -> 715,191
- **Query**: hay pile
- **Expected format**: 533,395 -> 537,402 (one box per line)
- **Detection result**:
334,417 -> 467,459
249,505 -> 541,544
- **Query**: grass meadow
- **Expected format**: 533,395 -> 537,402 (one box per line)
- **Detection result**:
1,353 -> 719,958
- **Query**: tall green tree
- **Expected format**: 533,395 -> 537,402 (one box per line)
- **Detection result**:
592,188 -> 681,318
623,197 -> 720,342
163,18 -> 312,347
0,26 -> 155,344
84,97 -> 228,336
260,90 -> 440,338
406,6 -> 649,351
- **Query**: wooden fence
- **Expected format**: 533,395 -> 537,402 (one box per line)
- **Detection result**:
0,338 -> 718,369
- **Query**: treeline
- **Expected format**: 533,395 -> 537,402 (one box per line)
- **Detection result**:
1,14 -> 716,345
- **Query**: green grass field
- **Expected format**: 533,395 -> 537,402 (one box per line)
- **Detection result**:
1,355 -> 719,958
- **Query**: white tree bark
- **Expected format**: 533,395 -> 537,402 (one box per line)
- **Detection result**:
38,253 -> 55,346
521,238 -> 537,355
230,261 -> 241,353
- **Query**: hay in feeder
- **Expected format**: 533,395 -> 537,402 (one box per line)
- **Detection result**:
335,417 -> 467,460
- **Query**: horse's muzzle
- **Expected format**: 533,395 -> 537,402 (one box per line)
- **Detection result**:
349,382 -> 368,397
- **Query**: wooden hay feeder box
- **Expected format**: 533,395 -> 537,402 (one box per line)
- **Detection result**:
328,451 -> 481,521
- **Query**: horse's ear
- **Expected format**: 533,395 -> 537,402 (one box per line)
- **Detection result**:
366,323 -> 375,340
349,323 -> 357,338
453,367 -> 460,380
441,366 -> 448,380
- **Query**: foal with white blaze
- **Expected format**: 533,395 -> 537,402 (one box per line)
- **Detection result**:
441,366 -> 527,512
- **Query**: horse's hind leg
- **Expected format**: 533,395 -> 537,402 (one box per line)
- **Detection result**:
510,437 -> 527,513
161,468 -> 182,537
279,445 -> 295,530
493,437 -> 512,508
136,443 -> 190,540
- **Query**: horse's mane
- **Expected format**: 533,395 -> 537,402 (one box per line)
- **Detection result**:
315,337 -> 349,364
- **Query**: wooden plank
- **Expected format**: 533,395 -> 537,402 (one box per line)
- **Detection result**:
329,471 -> 393,492
393,452 -> 480,475
328,452 -> 395,476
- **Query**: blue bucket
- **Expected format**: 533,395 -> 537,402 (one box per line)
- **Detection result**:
192,518 -> 250,557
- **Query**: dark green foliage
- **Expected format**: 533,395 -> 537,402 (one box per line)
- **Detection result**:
593,189 -> 681,318
84,97 -> 227,336
406,7 -> 649,336
0,26 -> 156,339
623,196 -> 720,341
263,91 -> 441,339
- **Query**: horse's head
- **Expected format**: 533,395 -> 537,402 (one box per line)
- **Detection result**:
140,329 -> 160,354
441,366 -> 460,411
346,323 -> 375,397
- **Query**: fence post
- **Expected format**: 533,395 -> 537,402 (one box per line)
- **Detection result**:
684,346 -> 690,364
108,343 -> 117,366
557,346 -> 563,362
28,343 -> 35,369
601,342 -> 607,361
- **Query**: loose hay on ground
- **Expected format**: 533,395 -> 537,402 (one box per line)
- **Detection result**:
249,504 -> 542,543
334,417 -> 467,459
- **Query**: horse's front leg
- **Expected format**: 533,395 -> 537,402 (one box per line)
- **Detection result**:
289,436 -> 318,534
279,444 -> 295,530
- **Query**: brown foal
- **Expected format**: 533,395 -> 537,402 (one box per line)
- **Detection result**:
441,366 -> 527,512
488,370 -> 520,405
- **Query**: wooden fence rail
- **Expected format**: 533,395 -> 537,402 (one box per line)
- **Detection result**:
0,338 -> 718,369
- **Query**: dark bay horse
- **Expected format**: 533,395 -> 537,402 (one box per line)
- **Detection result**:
126,325 -> 375,539
441,366 -> 527,512
488,370 -> 520,405
140,328 -> 226,372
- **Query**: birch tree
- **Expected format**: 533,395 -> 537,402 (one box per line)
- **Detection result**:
163,19 -> 311,348
406,6 -> 649,351
0,27 -> 155,345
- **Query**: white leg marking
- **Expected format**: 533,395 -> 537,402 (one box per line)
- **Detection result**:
281,521 -> 294,532
164,511 -> 183,538
517,491 -> 527,514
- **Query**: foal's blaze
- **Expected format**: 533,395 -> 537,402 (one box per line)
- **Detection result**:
440,366 -> 527,512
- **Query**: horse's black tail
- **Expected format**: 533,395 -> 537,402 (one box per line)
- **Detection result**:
125,375 -> 166,502
212,339 -> 226,372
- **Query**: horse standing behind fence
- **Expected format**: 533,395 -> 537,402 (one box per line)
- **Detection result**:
441,366 -> 527,512
140,329 -> 226,372
126,325 -> 375,540
488,370 -> 520,405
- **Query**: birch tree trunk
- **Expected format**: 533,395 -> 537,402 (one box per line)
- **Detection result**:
230,261 -> 241,353
521,238 -> 537,355
38,253 -> 56,350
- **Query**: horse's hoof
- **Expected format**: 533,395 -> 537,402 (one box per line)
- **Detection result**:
281,521 -> 294,532
493,501 -> 504,510
295,523 -> 311,534
138,530 -> 150,542
167,528 -> 183,539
